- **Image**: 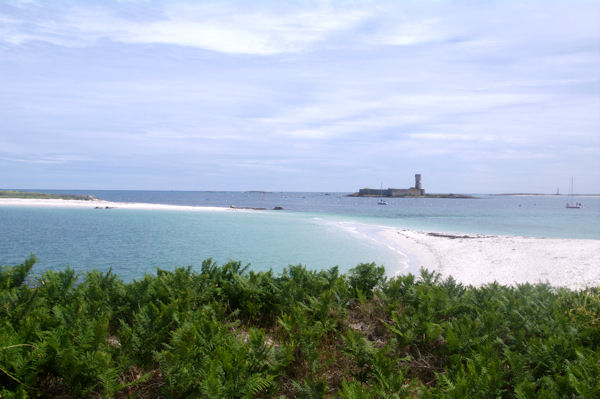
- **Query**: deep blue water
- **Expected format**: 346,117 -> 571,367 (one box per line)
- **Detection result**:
1,190 -> 598,281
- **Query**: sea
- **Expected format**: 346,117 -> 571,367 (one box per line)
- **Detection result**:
1,190 -> 599,281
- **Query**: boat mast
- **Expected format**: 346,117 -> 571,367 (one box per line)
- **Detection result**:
566,177 -> 582,208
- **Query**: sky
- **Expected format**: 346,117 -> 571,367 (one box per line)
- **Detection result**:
1,0 -> 599,193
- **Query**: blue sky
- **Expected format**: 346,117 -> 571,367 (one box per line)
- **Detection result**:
1,0 -> 599,193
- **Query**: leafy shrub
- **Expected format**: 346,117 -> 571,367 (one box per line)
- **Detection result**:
348,262 -> 385,299
0,258 -> 598,398
0,255 -> 36,289
156,306 -> 275,398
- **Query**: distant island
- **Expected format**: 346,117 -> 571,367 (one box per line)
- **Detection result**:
347,192 -> 475,199
348,174 -> 476,198
0,189 -> 97,201
494,193 -> 599,197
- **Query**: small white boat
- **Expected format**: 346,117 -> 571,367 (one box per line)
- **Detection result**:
377,183 -> 388,205
565,177 -> 582,209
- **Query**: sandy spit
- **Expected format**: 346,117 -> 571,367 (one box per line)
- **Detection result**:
379,228 -> 600,290
0,198 -> 234,212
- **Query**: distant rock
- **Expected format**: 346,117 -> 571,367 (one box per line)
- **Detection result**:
273,206 -> 284,210
230,205 -> 267,210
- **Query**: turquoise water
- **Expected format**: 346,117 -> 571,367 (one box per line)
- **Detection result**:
1,191 -> 599,281
38,190 -> 600,239
0,206 -> 403,281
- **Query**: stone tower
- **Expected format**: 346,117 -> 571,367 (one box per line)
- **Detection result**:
415,174 -> 422,190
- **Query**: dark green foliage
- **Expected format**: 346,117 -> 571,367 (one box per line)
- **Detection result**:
0,257 -> 598,398
156,307 -> 275,398
348,262 -> 385,299
0,189 -> 96,200
0,255 -> 36,289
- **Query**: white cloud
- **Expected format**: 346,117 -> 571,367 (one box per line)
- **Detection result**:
408,133 -> 479,141
1,0 -> 599,191
0,154 -> 87,164
374,18 -> 446,46
1,2 -> 370,54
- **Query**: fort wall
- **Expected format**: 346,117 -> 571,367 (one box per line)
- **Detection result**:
358,187 -> 425,197
357,174 -> 425,197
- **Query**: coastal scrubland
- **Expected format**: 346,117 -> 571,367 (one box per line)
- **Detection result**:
1,257 -> 598,398
0,190 -> 95,201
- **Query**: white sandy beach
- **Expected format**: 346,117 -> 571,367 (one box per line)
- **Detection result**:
0,198 -> 233,212
2,198 -> 599,290
378,228 -> 600,290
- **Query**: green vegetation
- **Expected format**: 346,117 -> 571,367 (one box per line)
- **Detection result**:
1,256 -> 598,398
0,190 -> 96,200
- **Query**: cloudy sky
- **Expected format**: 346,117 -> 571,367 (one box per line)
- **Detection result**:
1,0 -> 599,193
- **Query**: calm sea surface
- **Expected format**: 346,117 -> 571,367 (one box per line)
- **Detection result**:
1,190 -> 598,281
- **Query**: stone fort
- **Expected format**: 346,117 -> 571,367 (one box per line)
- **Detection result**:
358,174 -> 425,197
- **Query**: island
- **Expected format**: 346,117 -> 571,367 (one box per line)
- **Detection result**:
347,174 -> 476,198
0,189 -> 97,201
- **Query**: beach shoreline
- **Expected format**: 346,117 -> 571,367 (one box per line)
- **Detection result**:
2,198 -> 599,290
317,219 -> 600,290
377,228 -> 600,290
0,197 -> 234,212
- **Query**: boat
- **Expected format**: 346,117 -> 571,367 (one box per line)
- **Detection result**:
565,177 -> 582,209
377,183 -> 388,205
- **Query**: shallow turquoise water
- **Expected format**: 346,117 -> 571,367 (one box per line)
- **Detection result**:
38,190 -> 600,239
1,190 -> 598,281
0,206 -> 402,281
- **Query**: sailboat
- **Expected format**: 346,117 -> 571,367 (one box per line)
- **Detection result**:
565,177 -> 582,209
377,183 -> 388,205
